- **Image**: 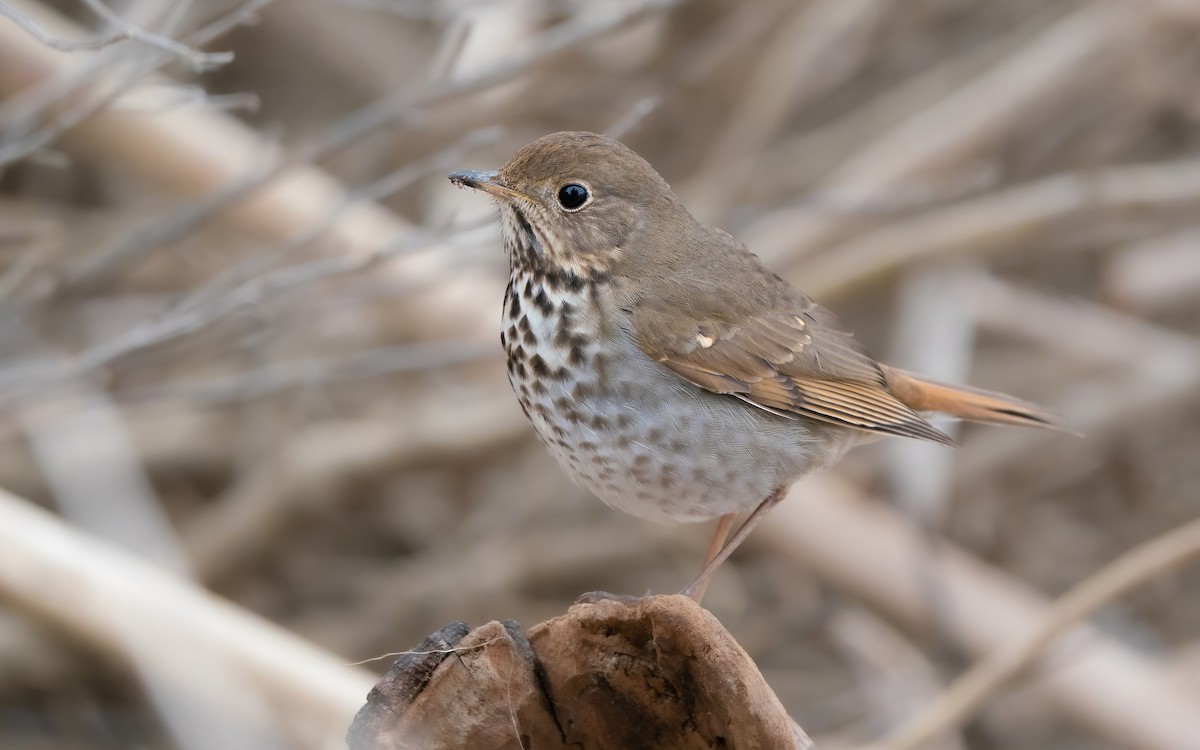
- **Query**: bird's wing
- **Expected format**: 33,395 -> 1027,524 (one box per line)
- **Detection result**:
631,291 -> 955,445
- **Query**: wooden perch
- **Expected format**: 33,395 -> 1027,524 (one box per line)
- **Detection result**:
348,595 -> 814,750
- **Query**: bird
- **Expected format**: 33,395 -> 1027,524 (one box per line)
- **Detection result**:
449,131 -> 1058,602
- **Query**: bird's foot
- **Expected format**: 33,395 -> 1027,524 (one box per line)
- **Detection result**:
574,589 -> 650,605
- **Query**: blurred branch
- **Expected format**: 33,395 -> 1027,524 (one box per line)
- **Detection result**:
0,221 -> 478,405
0,0 -> 269,166
859,516 -> 1200,750
829,606 -> 964,750
182,391 -> 526,582
796,158 -> 1200,300
18,387 -> 293,750
684,0 -> 890,222
950,272 -> 1200,479
758,477 -> 1200,750
77,0 -> 233,71
117,340 -> 492,405
0,1 -> 137,51
0,0 -> 231,69
58,125 -> 501,299
305,0 -> 682,157
962,271 -> 1200,378
0,0 -> 401,257
0,487 -> 374,744
1103,227 -> 1200,312
743,2 -> 1158,265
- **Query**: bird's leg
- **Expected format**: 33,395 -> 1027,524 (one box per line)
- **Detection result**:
684,513 -> 737,603
578,512 -> 739,605
680,487 -> 786,602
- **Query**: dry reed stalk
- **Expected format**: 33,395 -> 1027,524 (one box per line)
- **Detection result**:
759,476 -> 1200,750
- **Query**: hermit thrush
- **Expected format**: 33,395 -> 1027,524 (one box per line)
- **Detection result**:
449,131 -> 1056,602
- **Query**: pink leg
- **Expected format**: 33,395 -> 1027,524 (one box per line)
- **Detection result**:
685,513 -> 737,604
680,487 -> 786,602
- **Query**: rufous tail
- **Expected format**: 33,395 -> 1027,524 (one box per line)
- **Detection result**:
881,365 -> 1065,432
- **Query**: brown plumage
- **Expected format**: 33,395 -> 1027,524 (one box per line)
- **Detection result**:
450,131 -> 1061,602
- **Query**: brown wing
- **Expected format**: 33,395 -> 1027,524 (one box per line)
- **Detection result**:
632,297 -> 955,446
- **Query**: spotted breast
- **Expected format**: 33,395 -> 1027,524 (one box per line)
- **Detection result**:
499,268 -> 840,524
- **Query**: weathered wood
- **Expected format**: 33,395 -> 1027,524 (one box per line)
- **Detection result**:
348,595 -> 814,750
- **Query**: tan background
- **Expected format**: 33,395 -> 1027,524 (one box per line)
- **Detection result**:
1,1 -> 1199,748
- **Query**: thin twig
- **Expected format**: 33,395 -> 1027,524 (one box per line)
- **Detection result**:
759,477 -> 1200,750
78,0 -> 233,71
0,1 -> 129,51
116,340 -> 493,405
857,516 -> 1200,750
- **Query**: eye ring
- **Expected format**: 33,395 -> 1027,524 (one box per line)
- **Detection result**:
557,182 -> 591,212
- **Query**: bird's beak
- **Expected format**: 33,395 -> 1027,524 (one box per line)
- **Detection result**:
448,170 -> 529,202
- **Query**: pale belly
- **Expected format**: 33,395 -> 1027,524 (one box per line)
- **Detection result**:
502,272 -> 855,524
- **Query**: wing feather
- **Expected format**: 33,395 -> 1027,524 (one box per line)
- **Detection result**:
635,300 -> 955,446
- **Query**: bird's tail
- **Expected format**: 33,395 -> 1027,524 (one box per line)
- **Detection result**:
881,365 -> 1066,432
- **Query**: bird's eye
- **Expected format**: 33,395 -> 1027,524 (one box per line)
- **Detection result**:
557,183 -> 590,211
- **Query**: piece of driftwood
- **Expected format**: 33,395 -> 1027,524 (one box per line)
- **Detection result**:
347,595 -> 814,750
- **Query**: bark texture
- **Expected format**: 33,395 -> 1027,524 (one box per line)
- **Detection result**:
347,595 -> 814,749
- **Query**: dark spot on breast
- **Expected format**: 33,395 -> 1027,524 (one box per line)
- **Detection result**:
633,454 -> 651,468
571,381 -> 594,400
588,278 -> 604,309
589,414 -> 607,429
518,317 -> 534,346
614,414 -> 631,430
553,396 -> 582,422
508,290 -> 521,318
513,206 -> 535,239
541,268 -> 587,292
568,345 -> 588,367
534,287 -> 553,315
592,352 -> 608,382
529,354 -> 550,378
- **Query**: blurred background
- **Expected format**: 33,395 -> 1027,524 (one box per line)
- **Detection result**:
1,0 -> 1199,748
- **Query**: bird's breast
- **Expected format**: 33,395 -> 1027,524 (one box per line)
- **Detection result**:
500,269 -> 838,523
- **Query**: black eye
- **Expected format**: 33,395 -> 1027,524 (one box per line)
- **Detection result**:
557,183 -> 590,211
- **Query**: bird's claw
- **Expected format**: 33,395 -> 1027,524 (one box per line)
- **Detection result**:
575,589 -> 650,605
